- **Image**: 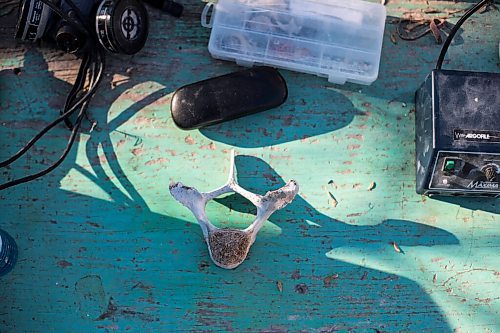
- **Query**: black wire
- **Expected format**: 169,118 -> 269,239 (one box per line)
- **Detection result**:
436,0 -> 492,69
0,53 -> 104,168
0,106 -> 87,191
62,52 -> 91,129
0,49 -> 104,190
0,0 -> 107,190
45,0 -> 100,130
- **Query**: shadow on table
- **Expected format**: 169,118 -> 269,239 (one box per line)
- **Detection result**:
199,74 -> 363,148
0,45 -> 173,203
213,155 -> 459,331
432,196 -> 499,214
0,44 -> 461,332
215,155 -> 460,250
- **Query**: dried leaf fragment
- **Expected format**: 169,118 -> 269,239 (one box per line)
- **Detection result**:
294,283 -> 308,294
433,273 -> 437,283
277,280 -> 283,293
367,182 -> 376,191
323,274 -> 339,287
390,33 -> 398,44
392,241 -> 405,254
479,2 -> 498,14
328,180 -> 338,189
429,19 -> 443,44
328,191 -> 338,207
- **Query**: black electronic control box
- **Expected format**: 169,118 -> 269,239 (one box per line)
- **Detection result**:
415,69 -> 500,197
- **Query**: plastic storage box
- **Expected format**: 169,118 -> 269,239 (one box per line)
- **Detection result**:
203,0 -> 386,85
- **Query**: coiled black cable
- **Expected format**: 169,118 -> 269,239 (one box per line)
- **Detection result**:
0,0 -> 105,191
0,53 -> 101,168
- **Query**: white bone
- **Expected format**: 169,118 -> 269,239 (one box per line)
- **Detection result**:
169,150 -> 299,269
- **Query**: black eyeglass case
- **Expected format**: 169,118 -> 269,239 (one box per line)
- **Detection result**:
170,66 -> 288,130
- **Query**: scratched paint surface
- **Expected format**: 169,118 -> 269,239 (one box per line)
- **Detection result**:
0,1 -> 498,332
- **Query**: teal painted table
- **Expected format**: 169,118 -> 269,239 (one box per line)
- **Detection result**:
0,1 -> 498,332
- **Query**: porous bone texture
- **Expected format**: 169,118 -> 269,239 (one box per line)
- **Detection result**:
208,229 -> 252,269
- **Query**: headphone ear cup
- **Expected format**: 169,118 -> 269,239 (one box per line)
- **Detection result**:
95,0 -> 149,55
15,0 -> 53,41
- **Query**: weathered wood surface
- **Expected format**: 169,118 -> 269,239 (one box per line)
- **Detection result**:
0,1 -> 498,332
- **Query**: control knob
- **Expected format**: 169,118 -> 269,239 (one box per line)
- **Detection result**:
482,164 -> 499,182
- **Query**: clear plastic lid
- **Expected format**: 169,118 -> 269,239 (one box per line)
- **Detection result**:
204,0 -> 386,85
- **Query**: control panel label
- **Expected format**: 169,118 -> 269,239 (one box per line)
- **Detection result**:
428,151 -> 500,194
454,129 -> 500,143
467,181 -> 499,190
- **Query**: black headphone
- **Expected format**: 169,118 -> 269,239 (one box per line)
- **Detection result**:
0,0 -> 181,191
15,0 -> 149,54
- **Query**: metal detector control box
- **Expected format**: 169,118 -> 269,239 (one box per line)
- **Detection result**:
415,70 -> 500,197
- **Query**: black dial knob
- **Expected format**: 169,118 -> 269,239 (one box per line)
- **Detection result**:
482,164 -> 498,182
